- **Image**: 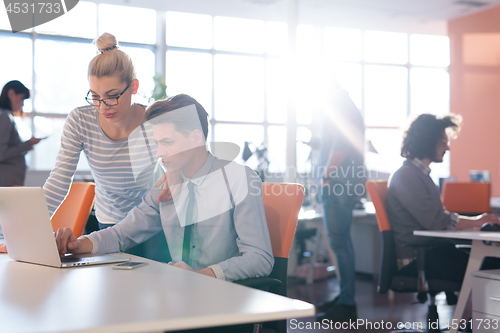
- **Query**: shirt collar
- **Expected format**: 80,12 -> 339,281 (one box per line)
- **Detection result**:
409,158 -> 431,175
181,152 -> 214,186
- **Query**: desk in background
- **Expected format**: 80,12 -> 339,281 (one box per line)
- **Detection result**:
414,229 -> 500,333
0,253 -> 315,333
291,203 -> 379,284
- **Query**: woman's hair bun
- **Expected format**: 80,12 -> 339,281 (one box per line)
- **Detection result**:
96,32 -> 118,54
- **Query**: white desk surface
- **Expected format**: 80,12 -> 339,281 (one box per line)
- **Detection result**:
413,228 -> 500,333
0,253 -> 315,333
414,229 -> 500,241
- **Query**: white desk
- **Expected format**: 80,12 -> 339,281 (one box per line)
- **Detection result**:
414,230 -> 500,333
0,253 -> 315,333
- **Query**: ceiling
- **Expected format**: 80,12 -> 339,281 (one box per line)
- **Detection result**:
93,0 -> 500,34
300,0 -> 500,21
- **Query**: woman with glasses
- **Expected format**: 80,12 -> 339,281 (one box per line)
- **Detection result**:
0,80 -> 42,187
42,32 -> 170,261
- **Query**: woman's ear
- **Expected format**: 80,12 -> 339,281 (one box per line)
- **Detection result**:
131,79 -> 139,95
7,89 -> 15,100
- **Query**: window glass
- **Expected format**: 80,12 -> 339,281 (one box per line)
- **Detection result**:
98,4 -> 156,44
214,54 -> 264,122
296,63 -> 317,125
296,126 -> 312,174
0,5 -> 11,30
35,1 -> 97,38
166,11 -> 212,49
14,116 -> 32,141
0,35 -> 33,112
410,68 -> 449,117
297,24 -> 320,58
121,46 -> 155,106
327,62 -> 363,110
165,51 -> 212,116
214,124 -> 264,167
324,27 -> 362,62
364,30 -> 408,64
34,39 -> 94,113
32,117 -> 90,171
267,125 -> 286,173
410,34 -> 450,67
266,21 -> 287,56
365,128 -> 404,175
364,65 -> 408,127
267,58 -> 287,123
214,16 -> 265,54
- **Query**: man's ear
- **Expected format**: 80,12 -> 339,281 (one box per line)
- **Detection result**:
131,79 -> 139,95
191,129 -> 204,145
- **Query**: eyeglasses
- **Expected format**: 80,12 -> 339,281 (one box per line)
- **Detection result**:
85,82 -> 131,107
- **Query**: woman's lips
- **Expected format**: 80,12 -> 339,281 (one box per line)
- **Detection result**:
103,113 -> 115,119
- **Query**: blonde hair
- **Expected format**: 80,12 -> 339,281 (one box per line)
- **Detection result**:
88,32 -> 136,83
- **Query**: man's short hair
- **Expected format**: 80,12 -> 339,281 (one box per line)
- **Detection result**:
401,113 -> 462,160
145,94 -> 209,140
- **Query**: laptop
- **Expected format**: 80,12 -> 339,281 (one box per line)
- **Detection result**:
0,187 -> 130,268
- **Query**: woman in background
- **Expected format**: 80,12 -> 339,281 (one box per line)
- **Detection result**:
0,80 -> 42,187
43,32 -> 170,261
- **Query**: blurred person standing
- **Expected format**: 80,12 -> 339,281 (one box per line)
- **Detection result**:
0,80 -> 42,187
315,78 -> 365,323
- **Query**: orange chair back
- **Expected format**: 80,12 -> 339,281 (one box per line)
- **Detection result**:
441,181 -> 490,214
261,183 -> 304,258
51,182 -> 96,237
366,180 -> 391,232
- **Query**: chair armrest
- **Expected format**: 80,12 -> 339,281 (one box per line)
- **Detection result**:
233,277 -> 282,292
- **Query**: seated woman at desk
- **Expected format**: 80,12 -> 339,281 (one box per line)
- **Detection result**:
42,32 -> 169,261
386,113 -> 500,284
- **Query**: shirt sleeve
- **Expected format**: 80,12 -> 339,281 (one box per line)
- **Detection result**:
42,109 -> 84,216
88,189 -> 164,254
215,167 -> 274,282
446,212 -> 460,230
0,111 -> 32,162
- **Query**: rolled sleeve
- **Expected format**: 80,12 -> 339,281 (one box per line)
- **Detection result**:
88,189 -> 164,254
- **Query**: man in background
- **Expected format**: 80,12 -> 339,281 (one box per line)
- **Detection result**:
386,113 -> 499,284
315,78 -> 365,323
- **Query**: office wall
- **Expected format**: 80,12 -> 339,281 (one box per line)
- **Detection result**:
448,6 -> 500,196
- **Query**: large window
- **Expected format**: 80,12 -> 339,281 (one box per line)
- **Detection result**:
0,5 -> 450,180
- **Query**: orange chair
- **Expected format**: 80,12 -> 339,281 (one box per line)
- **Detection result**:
366,180 -> 460,333
51,182 -> 96,237
235,182 -> 304,333
441,181 -> 490,215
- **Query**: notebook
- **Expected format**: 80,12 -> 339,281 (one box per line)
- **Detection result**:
0,187 -> 130,268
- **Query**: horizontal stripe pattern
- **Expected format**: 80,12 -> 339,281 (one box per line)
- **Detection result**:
43,105 -> 156,224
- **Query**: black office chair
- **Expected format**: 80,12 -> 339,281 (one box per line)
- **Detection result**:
367,181 -> 461,333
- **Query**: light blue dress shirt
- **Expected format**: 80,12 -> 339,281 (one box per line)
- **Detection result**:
88,153 -> 274,282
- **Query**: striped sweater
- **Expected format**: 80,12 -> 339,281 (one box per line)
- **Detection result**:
43,105 -> 157,224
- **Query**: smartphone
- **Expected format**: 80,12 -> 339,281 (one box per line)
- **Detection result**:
112,262 -> 148,270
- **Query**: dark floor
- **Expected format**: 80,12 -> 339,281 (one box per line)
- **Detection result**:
286,274 -> 471,332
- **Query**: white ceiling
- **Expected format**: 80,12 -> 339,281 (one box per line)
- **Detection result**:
302,0 -> 500,21
92,0 -> 500,34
